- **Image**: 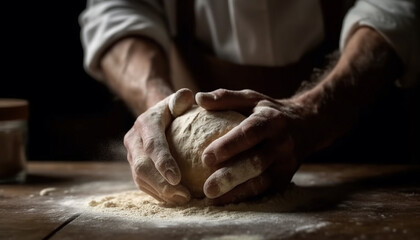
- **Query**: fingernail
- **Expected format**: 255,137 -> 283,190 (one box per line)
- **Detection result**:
172,194 -> 189,205
205,182 -> 220,198
197,92 -> 216,101
165,170 -> 179,185
203,153 -> 216,167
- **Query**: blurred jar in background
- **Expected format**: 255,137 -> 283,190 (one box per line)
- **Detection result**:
0,99 -> 29,183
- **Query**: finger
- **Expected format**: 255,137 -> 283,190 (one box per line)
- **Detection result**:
128,153 -> 166,202
136,114 -> 181,185
130,163 -> 172,203
169,88 -> 194,117
137,182 -> 165,203
206,173 -> 271,206
142,135 -> 181,185
204,139 -> 292,199
132,155 -> 191,205
124,127 -> 139,165
137,179 -> 188,206
202,107 -> 286,167
196,89 -> 273,111
203,144 -> 273,199
123,127 -> 136,151
125,132 -> 168,202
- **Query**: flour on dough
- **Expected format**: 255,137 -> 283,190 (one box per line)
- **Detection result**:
166,106 -> 245,198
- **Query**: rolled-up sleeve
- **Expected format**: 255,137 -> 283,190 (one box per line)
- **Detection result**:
79,0 -> 171,81
340,0 -> 420,88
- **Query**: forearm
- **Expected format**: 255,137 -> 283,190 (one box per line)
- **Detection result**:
100,37 -> 173,115
294,27 -> 403,151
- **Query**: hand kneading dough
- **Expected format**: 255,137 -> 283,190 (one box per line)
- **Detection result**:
166,106 -> 246,198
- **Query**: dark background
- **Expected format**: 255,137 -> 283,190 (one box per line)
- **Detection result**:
1,2 -> 134,161
1,2 -> 418,162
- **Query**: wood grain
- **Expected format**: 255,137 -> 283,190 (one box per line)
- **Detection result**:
1,161 -> 419,240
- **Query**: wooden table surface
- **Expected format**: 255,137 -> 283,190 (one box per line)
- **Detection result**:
1,161 -> 419,240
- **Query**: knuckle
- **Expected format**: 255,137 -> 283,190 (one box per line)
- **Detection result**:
255,106 -> 281,122
132,157 -> 148,174
123,128 -> 135,148
240,89 -> 258,97
213,88 -> 230,98
256,99 -> 272,107
123,135 -> 130,148
239,119 -> 261,141
142,137 -> 159,155
136,111 -> 159,126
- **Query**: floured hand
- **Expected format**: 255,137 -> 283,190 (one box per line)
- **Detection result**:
124,88 -> 194,205
196,89 -> 312,205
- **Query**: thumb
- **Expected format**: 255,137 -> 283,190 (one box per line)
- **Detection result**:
169,88 -> 194,117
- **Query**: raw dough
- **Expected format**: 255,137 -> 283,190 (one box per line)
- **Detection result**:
166,106 -> 245,198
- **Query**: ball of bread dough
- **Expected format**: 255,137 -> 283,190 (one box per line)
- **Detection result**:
166,106 -> 246,198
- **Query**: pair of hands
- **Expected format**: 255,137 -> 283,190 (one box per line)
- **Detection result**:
116,28 -> 398,205
124,88 -> 307,205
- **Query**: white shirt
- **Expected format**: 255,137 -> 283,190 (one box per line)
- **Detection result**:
79,0 -> 419,87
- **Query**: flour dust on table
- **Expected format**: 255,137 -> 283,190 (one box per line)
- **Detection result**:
85,183 -> 328,222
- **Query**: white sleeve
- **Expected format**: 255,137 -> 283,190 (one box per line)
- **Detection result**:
79,0 -> 171,81
340,0 -> 420,88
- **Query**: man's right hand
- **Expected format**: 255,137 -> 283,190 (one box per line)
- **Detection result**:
124,88 -> 194,205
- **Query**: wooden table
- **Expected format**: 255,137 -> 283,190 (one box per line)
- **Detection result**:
1,161 -> 419,240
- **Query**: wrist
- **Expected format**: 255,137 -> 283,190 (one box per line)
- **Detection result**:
144,78 -> 174,110
291,80 -> 354,156
290,27 -> 403,156
101,37 -> 173,115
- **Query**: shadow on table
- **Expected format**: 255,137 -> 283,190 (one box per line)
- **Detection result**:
238,165 -> 420,213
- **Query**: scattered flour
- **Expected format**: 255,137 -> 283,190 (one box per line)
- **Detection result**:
56,182 -> 332,238
86,183 -> 324,222
202,235 -> 264,240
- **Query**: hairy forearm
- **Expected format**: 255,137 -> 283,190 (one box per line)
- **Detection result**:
295,27 -> 403,151
100,37 -> 173,115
